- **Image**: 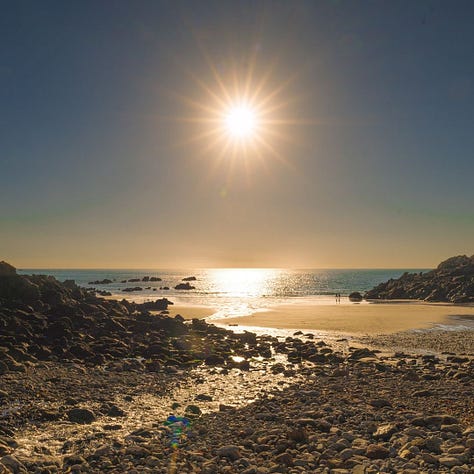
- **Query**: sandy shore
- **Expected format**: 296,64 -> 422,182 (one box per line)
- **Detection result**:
212,301 -> 474,335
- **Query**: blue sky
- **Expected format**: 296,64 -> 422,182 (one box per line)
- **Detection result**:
1,1 -> 473,268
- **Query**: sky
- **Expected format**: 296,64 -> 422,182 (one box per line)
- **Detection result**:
1,0 -> 473,269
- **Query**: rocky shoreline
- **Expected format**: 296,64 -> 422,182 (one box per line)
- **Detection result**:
1,263 -> 473,472
365,255 -> 474,303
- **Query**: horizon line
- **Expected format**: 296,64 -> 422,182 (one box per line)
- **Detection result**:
17,266 -> 432,271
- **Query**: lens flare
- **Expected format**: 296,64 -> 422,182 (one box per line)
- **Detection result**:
224,104 -> 258,139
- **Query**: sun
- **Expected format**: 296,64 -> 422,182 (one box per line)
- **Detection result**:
224,104 -> 259,139
168,42 -> 305,168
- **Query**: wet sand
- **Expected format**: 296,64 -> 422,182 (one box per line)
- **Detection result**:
212,301 -> 474,335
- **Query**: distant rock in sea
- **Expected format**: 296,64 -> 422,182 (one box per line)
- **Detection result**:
122,286 -> 143,292
182,276 -> 197,281
175,282 -> 195,290
88,278 -> 113,285
365,254 -> 474,303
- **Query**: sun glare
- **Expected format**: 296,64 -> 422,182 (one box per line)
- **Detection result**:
224,104 -> 258,139
171,41 -> 303,169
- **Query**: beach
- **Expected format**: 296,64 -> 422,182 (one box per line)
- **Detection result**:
210,300 -> 474,335
1,266 -> 473,472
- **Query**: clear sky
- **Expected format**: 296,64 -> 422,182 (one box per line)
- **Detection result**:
1,1 -> 473,269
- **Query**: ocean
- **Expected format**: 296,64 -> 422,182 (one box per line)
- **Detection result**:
18,268 -> 425,319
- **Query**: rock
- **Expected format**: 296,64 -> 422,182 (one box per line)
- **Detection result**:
174,282 -> 195,290
373,423 -> 398,440
425,436 -> 442,454
205,355 -> 225,365
368,398 -> 392,408
0,455 -> 27,473
364,254 -> 474,302
438,456 -> 463,467
275,452 -> 293,465
185,405 -> 202,417
217,445 -> 241,461
195,394 -> 213,401
0,262 -> 16,275
67,408 -> 96,424
107,405 -> 126,417
137,298 -> 173,310
88,279 -> 112,285
125,445 -> 150,457
412,389 -> 433,397
182,276 -> 197,281
366,444 -> 390,459
349,348 -> 377,360
348,291 -> 363,302
0,442 -> 12,457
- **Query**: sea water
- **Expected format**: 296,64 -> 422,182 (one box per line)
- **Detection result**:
18,268 -> 425,319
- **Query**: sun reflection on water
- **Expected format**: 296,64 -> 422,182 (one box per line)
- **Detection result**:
208,268 -> 281,298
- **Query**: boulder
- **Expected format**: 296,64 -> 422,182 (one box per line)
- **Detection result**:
67,408 -> 96,424
348,291 -> 363,302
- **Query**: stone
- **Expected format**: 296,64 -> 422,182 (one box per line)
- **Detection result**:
174,282 -> 195,290
366,444 -> 390,459
368,398 -> 392,408
348,291 -> 363,302
195,394 -> 213,401
275,452 -> 293,465
107,405 -> 126,417
0,455 -> 26,473
425,436 -> 442,454
412,389 -> 433,397
217,445 -> 241,461
373,423 -> 398,440
185,405 -> 202,417
67,408 -> 96,424
439,456 -> 463,467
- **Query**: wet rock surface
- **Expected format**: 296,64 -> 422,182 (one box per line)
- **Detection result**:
365,254 -> 474,302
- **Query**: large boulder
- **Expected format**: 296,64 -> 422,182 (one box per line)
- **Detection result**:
348,291 -> 363,302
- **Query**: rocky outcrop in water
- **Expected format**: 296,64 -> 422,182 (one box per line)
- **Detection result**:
174,282 -> 195,290
365,255 -> 474,303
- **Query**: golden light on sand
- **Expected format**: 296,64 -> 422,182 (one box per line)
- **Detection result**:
223,103 -> 259,140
